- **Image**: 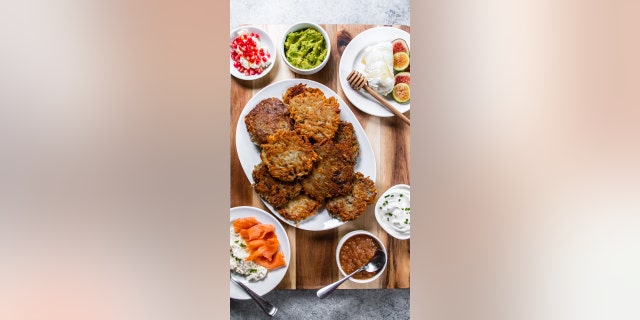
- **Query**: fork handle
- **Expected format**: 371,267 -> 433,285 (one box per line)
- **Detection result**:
363,85 -> 411,125
231,277 -> 278,316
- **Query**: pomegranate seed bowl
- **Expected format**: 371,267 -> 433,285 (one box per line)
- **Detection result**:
230,26 -> 277,80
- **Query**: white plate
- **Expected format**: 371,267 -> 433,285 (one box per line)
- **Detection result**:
230,26 -> 277,80
339,27 -> 410,117
230,206 -> 291,300
235,79 -> 377,231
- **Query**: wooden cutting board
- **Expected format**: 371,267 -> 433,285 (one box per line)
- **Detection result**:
230,24 -> 410,289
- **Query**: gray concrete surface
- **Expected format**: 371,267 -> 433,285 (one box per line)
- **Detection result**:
231,289 -> 410,319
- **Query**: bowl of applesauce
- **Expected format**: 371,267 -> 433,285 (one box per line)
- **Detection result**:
336,230 -> 387,283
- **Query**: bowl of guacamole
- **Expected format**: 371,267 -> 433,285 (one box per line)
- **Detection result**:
281,22 -> 331,75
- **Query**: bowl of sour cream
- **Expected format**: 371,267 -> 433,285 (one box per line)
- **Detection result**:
374,184 -> 410,240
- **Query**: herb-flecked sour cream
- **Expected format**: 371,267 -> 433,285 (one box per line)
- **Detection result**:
230,225 -> 267,281
374,184 -> 410,240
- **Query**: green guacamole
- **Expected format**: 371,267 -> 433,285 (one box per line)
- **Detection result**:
284,28 -> 327,69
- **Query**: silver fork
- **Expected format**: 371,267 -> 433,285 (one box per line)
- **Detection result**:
230,272 -> 278,317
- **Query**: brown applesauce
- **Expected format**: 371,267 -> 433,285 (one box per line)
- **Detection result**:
339,234 -> 381,279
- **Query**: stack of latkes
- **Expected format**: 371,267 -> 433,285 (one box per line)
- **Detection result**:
245,83 -> 377,224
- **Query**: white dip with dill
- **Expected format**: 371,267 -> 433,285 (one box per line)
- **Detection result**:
230,225 -> 267,281
375,184 -> 410,240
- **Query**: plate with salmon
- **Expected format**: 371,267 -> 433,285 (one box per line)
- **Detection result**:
235,79 -> 377,231
230,206 -> 291,300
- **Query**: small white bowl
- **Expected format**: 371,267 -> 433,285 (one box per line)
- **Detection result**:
336,230 -> 387,284
281,22 -> 331,75
374,184 -> 411,240
230,26 -> 276,80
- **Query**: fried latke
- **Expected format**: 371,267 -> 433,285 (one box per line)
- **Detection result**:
245,97 -> 293,145
288,90 -> 341,144
282,83 -> 323,106
252,162 -> 302,207
277,194 -> 322,222
301,141 -> 355,201
260,129 -> 318,182
326,172 -> 377,221
332,121 -> 359,163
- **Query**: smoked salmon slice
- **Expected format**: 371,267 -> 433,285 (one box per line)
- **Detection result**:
244,223 -> 275,241
247,237 -> 280,262
232,216 -> 260,233
247,239 -> 266,251
233,216 -> 286,270
254,251 -> 286,270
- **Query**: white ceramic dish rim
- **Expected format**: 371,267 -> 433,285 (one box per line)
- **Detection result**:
335,230 -> 387,283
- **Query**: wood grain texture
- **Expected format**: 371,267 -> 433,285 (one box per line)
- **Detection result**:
231,25 -> 410,289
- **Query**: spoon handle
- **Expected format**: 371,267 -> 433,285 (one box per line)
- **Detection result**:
230,275 -> 278,317
362,85 -> 411,126
316,268 -> 362,299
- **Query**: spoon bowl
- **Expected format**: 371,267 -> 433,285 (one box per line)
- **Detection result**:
317,249 -> 387,299
362,249 -> 387,273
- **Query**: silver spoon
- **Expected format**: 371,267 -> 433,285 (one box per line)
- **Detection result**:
230,272 -> 278,317
316,249 -> 387,299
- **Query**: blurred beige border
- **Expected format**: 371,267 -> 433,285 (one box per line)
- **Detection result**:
2,1 -> 638,319
0,1 -> 231,319
415,1 -> 640,320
